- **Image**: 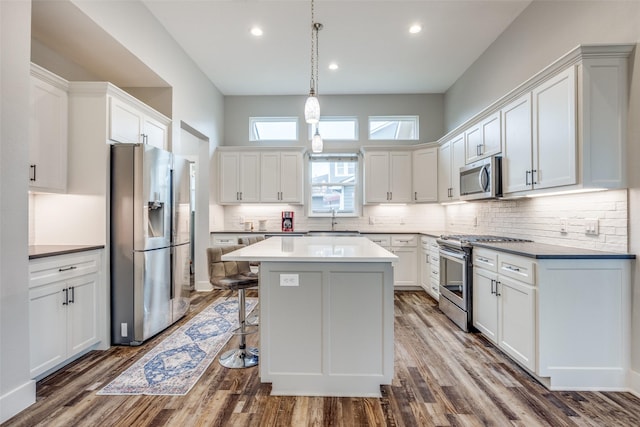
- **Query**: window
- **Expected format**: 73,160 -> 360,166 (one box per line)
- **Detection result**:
309,154 -> 359,216
369,115 -> 419,140
250,117 -> 298,141
309,117 -> 358,140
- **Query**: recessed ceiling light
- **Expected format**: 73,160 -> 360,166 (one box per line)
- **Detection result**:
329,63 -> 339,71
250,27 -> 263,37
409,24 -> 422,34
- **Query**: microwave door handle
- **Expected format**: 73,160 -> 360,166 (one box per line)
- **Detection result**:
479,164 -> 490,191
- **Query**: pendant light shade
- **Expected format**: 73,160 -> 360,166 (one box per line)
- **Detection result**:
312,128 -> 323,153
304,91 -> 320,124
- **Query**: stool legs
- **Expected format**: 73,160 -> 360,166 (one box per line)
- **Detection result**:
219,288 -> 259,369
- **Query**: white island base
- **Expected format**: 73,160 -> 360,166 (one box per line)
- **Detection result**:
222,236 -> 396,397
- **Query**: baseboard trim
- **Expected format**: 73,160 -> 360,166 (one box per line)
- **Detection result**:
0,379 -> 36,423
195,280 -> 212,292
629,368 -> 640,397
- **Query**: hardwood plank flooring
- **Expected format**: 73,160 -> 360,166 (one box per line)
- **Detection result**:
4,290 -> 640,426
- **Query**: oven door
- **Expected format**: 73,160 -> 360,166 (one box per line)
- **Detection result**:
438,246 -> 468,310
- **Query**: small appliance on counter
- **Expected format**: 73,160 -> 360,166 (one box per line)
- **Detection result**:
282,211 -> 294,232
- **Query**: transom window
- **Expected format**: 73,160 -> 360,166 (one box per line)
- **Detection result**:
309,154 -> 359,216
250,117 -> 298,141
309,117 -> 358,140
369,115 -> 419,140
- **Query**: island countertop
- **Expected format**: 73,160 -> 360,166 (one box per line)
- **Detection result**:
221,236 -> 398,263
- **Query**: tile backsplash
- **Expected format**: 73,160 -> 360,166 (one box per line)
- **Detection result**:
220,189 -> 628,253
445,189 -> 628,252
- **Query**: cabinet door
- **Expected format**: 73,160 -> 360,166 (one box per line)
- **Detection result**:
29,282 -> 67,378
482,112 -> 502,158
143,115 -> 168,150
498,276 -> 536,371
472,268 -> 498,343
109,96 -> 143,144
364,152 -> 391,203
412,148 -> 438,202
532,67 -> 577,190
389,152 -> 412,202
450,135 -> 466,200
67,274 -> 99,356
279,151 -> 302,203
240,152 -> 261,202
219,152 -> 240,203
419,248 -> 430,291
392,247 -> 417,287
437,142 -> 452,202
29,75 -> 68,192
465,124 -> 483,164
502,94 -> 533,194
260,152 -> 281,202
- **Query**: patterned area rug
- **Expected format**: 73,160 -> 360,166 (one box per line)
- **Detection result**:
97,297 -> 257,396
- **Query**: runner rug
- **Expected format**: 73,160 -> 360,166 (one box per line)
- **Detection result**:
97,297 -> 257,396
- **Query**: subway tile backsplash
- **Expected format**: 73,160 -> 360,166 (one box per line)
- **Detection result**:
220,189 -> 628,253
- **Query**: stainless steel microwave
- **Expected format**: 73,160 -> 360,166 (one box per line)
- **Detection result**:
459,156 -> 502,201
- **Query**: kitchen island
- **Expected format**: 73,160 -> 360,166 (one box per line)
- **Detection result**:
222,236 -> 397,397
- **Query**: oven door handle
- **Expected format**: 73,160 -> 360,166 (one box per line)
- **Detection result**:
439,247 -> 467,261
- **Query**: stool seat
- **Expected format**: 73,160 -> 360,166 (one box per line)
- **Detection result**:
207,245 -> 259,369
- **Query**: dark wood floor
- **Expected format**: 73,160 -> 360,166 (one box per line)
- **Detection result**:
4,290 -> 640,426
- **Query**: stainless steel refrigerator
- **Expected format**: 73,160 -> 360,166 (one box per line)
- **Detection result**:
110,144 -> 191,345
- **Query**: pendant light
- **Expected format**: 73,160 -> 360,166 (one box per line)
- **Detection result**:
304,0 -> 322,125
312,126 -> 323,153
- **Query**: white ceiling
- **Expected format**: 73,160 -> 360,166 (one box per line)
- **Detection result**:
142,0 -> 532,95
32,0 -> 533,96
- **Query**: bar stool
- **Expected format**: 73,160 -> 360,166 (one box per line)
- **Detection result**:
239,236 -> 264,326
206,245 -> 259,368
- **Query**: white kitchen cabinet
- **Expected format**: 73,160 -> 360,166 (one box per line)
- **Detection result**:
219,151 -> 261,203
437,134 -> 465,202
364,234 -> 418,288
500,46 -> 630,196
420,236 -> 440,299
464,111 -> 501,164
363,150 -> 412,203
412,147 -> 438,202
29,250 -> 101,379
108,95 -> 170,149
260,151 -> 303,203
473,248 -> 536,371
29,64 -> 68,193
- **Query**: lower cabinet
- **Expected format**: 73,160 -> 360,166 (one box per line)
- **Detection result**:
364,234 -> 418,288
29,251 -> 101,378
420,236 -> 440,299
473,248 -> 536,372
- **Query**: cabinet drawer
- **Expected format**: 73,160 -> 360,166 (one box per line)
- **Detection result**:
364,234 -> 390,248
29,252 -> 100,289
430,267 -> 439,281
212,236 -> 239,246
498,253 -> 536,285
391,234 -> 417,247
474,248 -> 498,272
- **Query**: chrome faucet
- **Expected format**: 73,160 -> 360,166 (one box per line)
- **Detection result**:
331,209 -> 338,231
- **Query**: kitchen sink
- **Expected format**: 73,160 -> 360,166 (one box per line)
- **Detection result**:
306,230 -> 361,236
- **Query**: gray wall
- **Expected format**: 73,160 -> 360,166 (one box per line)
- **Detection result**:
224,94 -> 444,150
444,0 -> 640,390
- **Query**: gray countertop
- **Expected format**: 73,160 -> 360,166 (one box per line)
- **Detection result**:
472,241 -> 636,260
29,245 -> 105,260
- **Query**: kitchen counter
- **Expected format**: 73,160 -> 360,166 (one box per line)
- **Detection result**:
473,241 -> 636,259
221,235 -> 397,263
223,236 -> 395,397
29,244 -> 105,260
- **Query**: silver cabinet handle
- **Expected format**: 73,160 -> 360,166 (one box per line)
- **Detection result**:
68,286 -> 75,304
532,169 -> 538,185
415,191 -> 417,200
58,266 -> 77,272
504,265 -> 521,272
30,164 -> 37,182
525,170 -> 531,186
62,288 -> 68,306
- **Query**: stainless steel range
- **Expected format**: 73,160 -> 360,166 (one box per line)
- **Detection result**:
436,234 -> 531,331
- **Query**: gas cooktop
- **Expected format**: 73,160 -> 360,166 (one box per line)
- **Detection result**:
437,234 -> 532,248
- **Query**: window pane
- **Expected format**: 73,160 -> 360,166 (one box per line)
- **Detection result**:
369,116 -> 418,140
309,117 -> 358,140
250,117 -> 298,141
311,185 -> 356,213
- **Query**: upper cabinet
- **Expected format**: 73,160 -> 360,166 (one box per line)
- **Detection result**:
464,111 -> 501,164
218,148 -> 304,204
363,150 -> 412,203
260,151 -> 303,203
219,151 -> 261,203
438,134 -> 465,202
29,64 -> 69,193
412,147 -> 438,202
108,93 -> 170,150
